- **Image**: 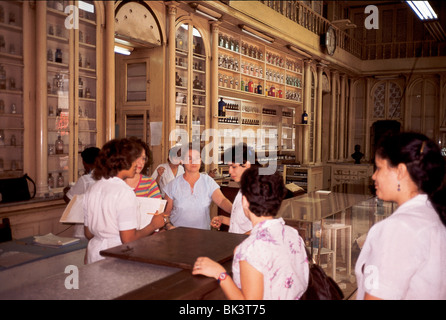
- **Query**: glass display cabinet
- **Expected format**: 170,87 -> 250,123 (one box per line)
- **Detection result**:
175,23 -> 206,145
277,182 -> 395,298
0,1 -> 24,178
216,27 -> 302,167
45,0 -> 99,194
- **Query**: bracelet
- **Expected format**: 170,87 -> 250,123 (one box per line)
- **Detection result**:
217,272 -> 229,284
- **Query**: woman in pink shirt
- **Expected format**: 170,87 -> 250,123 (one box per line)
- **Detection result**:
192,167 -> 309,300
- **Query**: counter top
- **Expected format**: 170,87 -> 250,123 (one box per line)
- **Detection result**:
0,257 -> 181,300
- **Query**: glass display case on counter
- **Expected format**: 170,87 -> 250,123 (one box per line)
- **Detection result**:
0,1 -> 24,178
277,181 -> 396,298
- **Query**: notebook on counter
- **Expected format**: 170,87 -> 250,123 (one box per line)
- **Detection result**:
33,233 -> 80,248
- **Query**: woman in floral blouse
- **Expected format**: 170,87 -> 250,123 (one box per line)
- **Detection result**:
192,167 -> 309,300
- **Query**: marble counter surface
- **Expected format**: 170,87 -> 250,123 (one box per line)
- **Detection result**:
0,257 -> 181,300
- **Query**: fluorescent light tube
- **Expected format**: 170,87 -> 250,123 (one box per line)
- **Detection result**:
114,45 -> 131,55
406,1 -> 437,20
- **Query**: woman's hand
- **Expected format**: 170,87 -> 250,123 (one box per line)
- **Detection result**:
150,212 -> 166,230
211,216 -> 222,230
157,166 -> 165,177
192,257 -> 226,280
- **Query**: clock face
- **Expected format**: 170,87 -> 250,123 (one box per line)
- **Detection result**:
325,27 -> 336,56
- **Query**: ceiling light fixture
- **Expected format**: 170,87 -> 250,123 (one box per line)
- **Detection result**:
406,1 -> 437,20
114,38 -> 134,55
190,3 -> 222,21
287,45 -> 312,58
239,25 -> 274,44
114,45 -> 132,55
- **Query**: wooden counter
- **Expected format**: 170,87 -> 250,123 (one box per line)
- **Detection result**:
0,228 -> 247,300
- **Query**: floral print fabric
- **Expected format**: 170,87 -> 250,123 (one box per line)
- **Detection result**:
232,218 -> 309,300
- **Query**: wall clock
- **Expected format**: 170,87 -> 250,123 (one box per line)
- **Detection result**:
322,26 -> 336,56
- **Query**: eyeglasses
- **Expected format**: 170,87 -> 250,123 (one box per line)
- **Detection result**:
137,155 -> 148,163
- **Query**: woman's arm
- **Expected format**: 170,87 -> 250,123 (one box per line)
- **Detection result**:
192,257 -> 263,300
211,189 -> 232,213
120,214 -> 165,243
84,226 -> 94,240
163,194 -> 173,217
364,292 -> 382,300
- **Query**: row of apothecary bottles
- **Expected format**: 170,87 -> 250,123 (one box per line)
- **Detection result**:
0,5 -> 17,29
0,35 -> 18,55
47,172 -> 65,189
175,92 -> 205,106
218,33 -> 302,72
0,158 -> 20,172
48,136 -> 86,155
175,72 -> 204,90
218,117 -> 260,126
175,33 -> 203,55
219,54 -> 301,88
0,65 -> 18,91
48,73 -> 92,98
0,130 -> 18,146
175,114 -> 202,125
0,99 -> 17,114
47,0 -> 95,21
175,56 -> 204,71
48,49 -> 93,69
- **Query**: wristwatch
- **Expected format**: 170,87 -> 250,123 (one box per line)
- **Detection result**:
218,272 -> 229,284
163,216 -> 169,225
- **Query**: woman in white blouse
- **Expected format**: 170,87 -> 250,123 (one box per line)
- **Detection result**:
151,147 -> 185,197
83,138 -> 166,264
355,132 -> 446,300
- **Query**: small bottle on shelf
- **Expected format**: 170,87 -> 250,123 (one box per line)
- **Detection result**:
57,172 -> 64,188
302,110 -> 308,124
48,173 -> 55,189
55,48 -> 62,63
78,77 -> 84,98
218,97 -> 226,117
55,135 -> 64,154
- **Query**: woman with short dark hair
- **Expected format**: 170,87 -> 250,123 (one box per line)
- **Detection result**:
192,167 -> 309,300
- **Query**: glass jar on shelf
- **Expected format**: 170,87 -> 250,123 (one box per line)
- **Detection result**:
55,135 -> 64,154
0,129 -> 5,146
55,48 -> 62,63
48,173 -> 55,189
57,172 -> 64,188
0,64 -> 6,89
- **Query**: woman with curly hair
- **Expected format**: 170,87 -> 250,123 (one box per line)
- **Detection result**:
84,138 -> 165,264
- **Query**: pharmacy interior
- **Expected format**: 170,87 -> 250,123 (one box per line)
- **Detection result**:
0,0 -> 446,299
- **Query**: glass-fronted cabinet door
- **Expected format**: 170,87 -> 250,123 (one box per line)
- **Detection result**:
175,23 -> 206,145
75,0 -> 97,178
0,1 -> 24,178
46,0 -> 71,193
46,0 -> 98,194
